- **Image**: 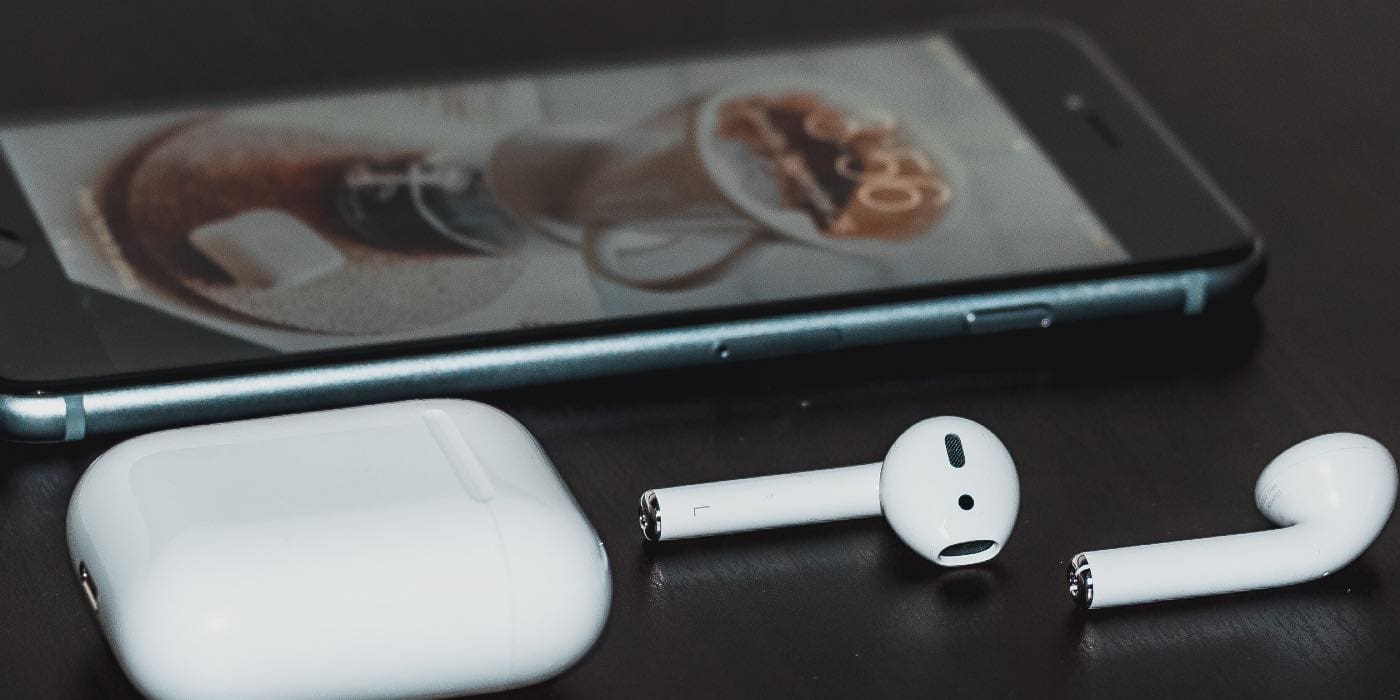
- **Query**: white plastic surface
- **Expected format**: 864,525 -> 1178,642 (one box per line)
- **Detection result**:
879,416 -> 1020,565
643,416 -> 1020,568
647,463 -> 882,540
66,399 -> 611,700
1078,433 -> 1397,608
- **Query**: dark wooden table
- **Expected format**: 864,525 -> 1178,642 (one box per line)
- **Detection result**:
5,1 -> 1400,696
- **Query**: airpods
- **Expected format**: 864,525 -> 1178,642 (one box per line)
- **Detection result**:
1068,433 -> 1397,609
639,417 -> 1020,566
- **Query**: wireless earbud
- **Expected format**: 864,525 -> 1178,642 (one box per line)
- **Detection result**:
638,417 -> 1020,566
1068,433 -> 1397,609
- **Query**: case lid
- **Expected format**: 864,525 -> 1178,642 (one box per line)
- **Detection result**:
67,399 -> 611,700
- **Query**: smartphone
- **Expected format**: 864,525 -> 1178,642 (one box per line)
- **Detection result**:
0,21 -> 1262,441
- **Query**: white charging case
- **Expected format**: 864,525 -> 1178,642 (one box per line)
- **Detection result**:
66,399 -> 611,700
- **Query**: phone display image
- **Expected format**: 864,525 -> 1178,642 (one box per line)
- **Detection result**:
95,113 -> 538,336
497,77 -> 961,292
0,35 -> 1125,358
712,88 -> 950,242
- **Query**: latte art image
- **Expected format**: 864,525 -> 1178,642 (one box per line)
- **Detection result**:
715,92 -> 950,241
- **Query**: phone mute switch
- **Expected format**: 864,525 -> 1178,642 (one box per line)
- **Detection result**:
963,305 -> 1053,334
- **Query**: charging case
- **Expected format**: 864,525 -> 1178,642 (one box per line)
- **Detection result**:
66,399 -> 611,700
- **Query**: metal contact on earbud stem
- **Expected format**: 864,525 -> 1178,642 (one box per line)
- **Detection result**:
639,491 -> 662,542
1067,553 -> 1094,608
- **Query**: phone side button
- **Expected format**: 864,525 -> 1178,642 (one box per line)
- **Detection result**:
963,305 -> 1054,334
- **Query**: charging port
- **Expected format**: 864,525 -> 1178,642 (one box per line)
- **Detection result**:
79,562 -> 99,612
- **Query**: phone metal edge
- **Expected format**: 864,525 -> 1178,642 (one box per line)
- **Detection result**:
0,242 -> 1262,442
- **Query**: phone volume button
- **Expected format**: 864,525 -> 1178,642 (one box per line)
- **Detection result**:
963,305 -> 1053,334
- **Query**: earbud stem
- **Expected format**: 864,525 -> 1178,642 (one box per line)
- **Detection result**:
1070,526 -> 1330,609
640,463 -> 882,542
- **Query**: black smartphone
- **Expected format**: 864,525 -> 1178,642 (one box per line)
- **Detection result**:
0,21 -> 1262,441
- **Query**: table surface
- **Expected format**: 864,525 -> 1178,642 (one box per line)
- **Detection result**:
5,1 -> 1400,697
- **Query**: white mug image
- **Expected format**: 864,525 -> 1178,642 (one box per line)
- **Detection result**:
489,77 -> 959,292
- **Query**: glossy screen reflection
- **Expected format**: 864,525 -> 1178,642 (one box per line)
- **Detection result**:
0,34 -> 1125,362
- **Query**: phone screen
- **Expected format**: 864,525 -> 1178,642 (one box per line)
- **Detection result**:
0,33 -> 1149,375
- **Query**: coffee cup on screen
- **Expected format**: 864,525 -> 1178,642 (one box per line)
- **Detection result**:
492,78 -> 954,290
